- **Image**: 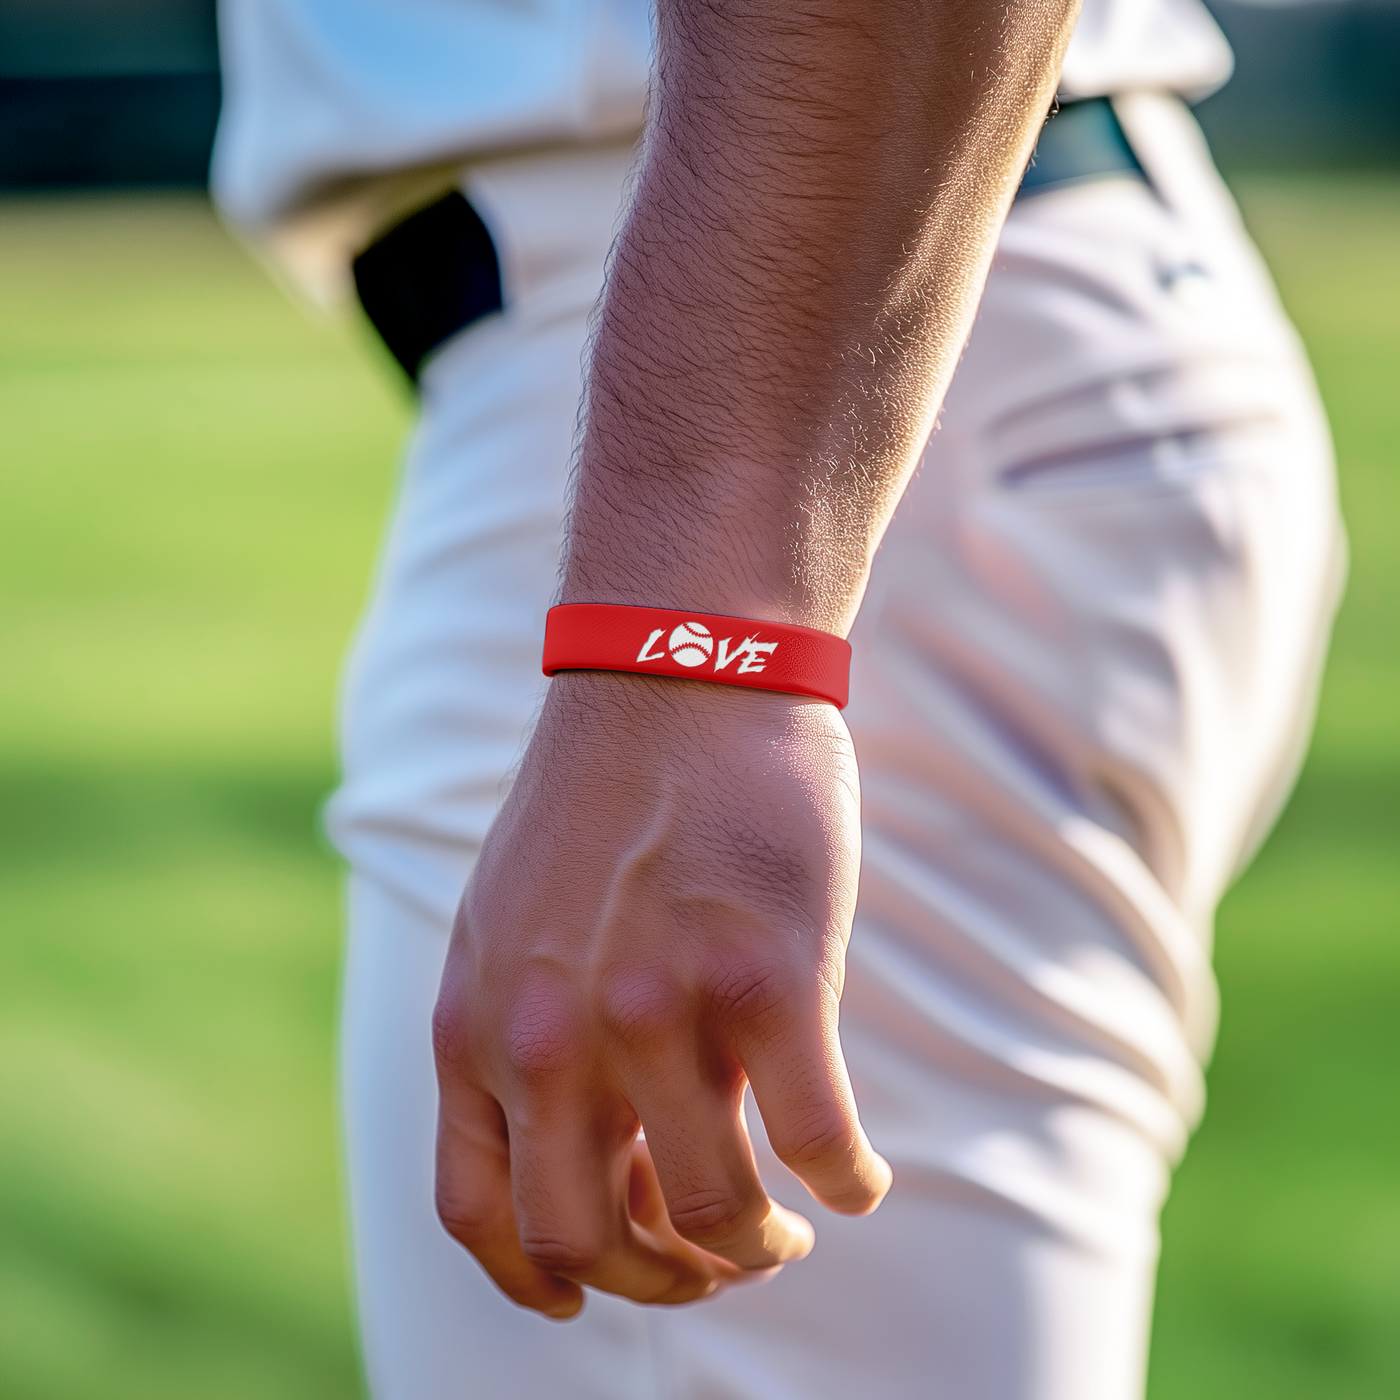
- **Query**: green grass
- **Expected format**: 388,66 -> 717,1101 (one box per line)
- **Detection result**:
1146,177 -> 1400,1400
1,179 -> 1396,1398
0,194 -> 407,1400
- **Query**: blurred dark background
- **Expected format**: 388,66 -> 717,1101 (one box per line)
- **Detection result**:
0,0 -> 219,187
1,0 -> 1399,188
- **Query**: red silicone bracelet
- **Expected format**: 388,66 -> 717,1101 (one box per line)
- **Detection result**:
542,603 -> 851,709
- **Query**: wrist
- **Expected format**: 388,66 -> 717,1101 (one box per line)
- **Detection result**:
532,671 -> 837,767
558,551 -> 855,642
524,672 -> 856,836
544,667 -> 818,725
543,603 -> 851,709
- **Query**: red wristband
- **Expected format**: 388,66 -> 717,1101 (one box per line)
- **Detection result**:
542,603 -> 851,709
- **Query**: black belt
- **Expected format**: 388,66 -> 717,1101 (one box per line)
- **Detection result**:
355,97 -> 1144,385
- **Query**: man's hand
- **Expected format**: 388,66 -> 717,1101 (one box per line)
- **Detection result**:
434,674 -> 890,1317
434,0 -> 1080,1316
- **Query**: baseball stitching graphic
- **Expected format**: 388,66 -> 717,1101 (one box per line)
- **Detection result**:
667,621 -> 714,667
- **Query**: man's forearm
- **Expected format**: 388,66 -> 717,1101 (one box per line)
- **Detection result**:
436,1 -> 1086,1316
565,0 -> 1081,634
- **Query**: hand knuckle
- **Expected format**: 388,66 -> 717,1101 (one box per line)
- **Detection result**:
666,1188 -> 753,1246
435,1183 -> 494,1246
706,958 -> 801,1028
519,1234 -> 605,1277
774,1111 -> 853,1174
431,999 -> 472,1070
503,999 -> 581,1083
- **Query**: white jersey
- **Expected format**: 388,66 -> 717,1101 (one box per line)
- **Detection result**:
212,0 -> 1232,296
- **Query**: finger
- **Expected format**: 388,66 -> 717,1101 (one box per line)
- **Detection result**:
624,1045 -> 815,1270
506,1092 -> 744,1305
626,1137 -> 783,1291
736,985 -> 892,1215
626,1134 -> 673,1235
435,1079 -> 584,1319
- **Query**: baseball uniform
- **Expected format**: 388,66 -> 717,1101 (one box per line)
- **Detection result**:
213,5 -> 1345,1396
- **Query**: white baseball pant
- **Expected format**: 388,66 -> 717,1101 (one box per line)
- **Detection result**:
326,94 -> 1344,1400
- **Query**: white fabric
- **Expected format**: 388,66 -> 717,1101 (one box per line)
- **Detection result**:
328,95 -> 1343,1400
211,0 -> 1233,303
212,0 -> 652,228
1060,0 -> 1231,104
